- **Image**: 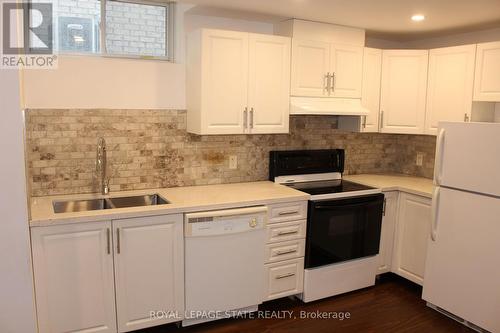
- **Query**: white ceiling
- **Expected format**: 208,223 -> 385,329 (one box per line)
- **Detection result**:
180,0 -> 500,40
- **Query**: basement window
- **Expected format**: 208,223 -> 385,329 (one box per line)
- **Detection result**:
30,0 -> 175,61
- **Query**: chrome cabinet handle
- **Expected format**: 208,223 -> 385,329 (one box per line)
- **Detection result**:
380,110 -> 384,128
325,72 -> 331,95
277,230 -> 298,236
116,227 -> 121,254
250,108 -> 254,129
276,272 -> 295,279
106,228 -> 110,255
464,113 -> 470,122
331,72 -> 336,93
278,210 -> 298,216
362,116 -> 367,129
276,248 -> 297,256
243,107 -> 248,129
382,198 -> 387,216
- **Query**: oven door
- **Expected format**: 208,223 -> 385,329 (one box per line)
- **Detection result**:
305,193 -> 384,269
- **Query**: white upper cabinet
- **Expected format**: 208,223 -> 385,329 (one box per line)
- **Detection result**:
474,41 -> 500,101
187,29 -> 248,135
361,47 -> 382,132
187,29 -> 290,135
248,33 -> 291,134
114,215 -> 184,332
330,44 -> 363,98
380,50 -> 429,134
31,222 -> 117,333
425,45 -> 476,135
290,41 -> 363,98
277,19 -> 364,99
291,39 -> 331,97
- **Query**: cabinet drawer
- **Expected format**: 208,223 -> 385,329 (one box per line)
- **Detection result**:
265,239 -> 305,263
266,220 -> 306,243
268,201 -> 307,224
264,258 -> 304,301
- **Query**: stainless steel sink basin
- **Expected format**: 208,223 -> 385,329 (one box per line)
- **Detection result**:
109,194 -> 169,208
53,194 -> 169,213
53,198 -> 114,213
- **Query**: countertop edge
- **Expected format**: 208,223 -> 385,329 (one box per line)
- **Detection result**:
29,189 -> 310,227
343,174 -> 434,199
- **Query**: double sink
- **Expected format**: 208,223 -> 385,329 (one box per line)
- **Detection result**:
53,194 -> 169,213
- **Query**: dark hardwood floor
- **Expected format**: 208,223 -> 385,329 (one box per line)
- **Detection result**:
140,274 -> 472,333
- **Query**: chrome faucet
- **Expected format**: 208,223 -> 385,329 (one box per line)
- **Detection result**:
96,137 -> 110,195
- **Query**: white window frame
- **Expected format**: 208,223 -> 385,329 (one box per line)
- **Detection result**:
31,0 -> 175,61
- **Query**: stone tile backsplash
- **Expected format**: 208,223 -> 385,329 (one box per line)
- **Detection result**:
25,109 -> 436,196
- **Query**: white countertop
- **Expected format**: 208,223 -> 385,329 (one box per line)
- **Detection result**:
344,174 -> 434,198
30,181 -> 310,227
30,175 -> 433,227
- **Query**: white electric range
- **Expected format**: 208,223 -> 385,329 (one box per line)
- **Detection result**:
270,149 -> 384,302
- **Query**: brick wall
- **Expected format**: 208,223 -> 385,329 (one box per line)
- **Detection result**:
25,109 -> 436,196
54,0 -> 166,56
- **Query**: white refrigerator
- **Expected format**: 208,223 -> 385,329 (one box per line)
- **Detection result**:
422,122 -> 500,332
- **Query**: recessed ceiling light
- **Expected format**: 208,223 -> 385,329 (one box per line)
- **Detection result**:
411,14 -> 425,22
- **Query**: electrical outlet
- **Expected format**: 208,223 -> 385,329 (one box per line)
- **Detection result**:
229,155 -> 238,169
416,152 -> 424,166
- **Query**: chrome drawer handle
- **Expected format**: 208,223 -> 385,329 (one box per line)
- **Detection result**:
106,228 -> 111,255
276,272 -> 295,279
278,210 -> 298,216
276,248 -> 297,256
277,230 -> 298,236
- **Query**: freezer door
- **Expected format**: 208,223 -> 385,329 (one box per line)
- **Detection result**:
423,186 -> 500,332
435,122 -> 500,197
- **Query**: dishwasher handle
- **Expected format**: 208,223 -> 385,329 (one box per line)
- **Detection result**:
185,206 -> 268,237
185,206 -> 268,220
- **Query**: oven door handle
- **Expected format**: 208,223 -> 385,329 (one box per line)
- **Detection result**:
314,201 -> 381,210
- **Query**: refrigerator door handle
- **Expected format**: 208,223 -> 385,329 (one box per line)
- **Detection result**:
434,128 -> 446,186
431,186 -> 441,241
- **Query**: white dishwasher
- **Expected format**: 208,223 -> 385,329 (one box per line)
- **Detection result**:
183,206 -> 267,326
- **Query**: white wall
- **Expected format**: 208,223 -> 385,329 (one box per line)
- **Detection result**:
21,4 -> 275,110
403,27 -> 500,49
22,55 -> 186,109
0,1 -> 37,331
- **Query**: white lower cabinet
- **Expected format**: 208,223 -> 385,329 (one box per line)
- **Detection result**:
264,258 -> 305,301
31,214 -> 184,333
113,215 -> 184,332
32,221 -> 117,333
263,201 -> 307,301
391,193 -> 432,285
376,191 -> 398,274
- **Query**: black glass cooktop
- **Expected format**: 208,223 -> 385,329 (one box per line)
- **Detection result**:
285,179 -> 375,195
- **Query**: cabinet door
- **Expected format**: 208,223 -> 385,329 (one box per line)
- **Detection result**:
31,222 -> 116,333
380,50 -> 428,134
377,191 -> 398,274
113,214 -> 183,332
201,29 -> 248,134
392,193 -> 431,285
361,47 -> 382,132
330,44 -> 363,98
291,39 -> 330,97
425,45 -> 476,135
474,41 -> 500,101
248,34 -> 290,134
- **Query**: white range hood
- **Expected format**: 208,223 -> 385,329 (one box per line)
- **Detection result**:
290,97 -> 369,116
